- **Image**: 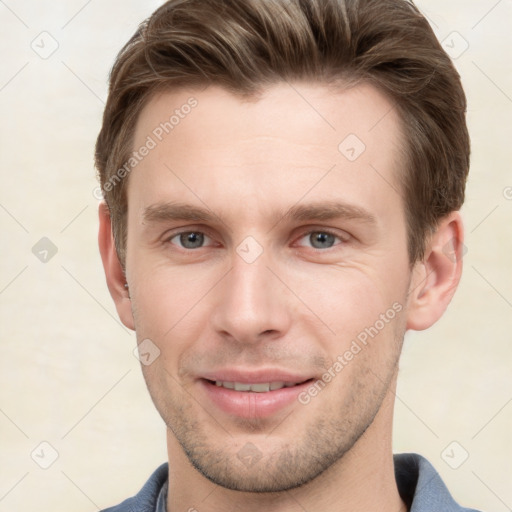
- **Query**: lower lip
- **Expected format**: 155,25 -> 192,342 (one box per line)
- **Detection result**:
199,379 -> 314,419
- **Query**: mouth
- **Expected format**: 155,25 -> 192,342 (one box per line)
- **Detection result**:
206,379 -> 313,392
199,377 -> 316,419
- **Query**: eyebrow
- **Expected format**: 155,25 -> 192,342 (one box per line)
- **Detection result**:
142,202 -> 219,224
141,200 -> 377,227
283,202 -> 376,225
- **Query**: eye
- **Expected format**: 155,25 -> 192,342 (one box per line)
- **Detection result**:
296,230 -> 343,250
168,231 -> 212,249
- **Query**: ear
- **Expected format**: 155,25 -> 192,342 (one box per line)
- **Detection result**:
98,201 -> 135,330
406,211 -> 465,331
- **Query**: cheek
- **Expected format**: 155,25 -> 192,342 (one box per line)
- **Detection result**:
131,264 -> 220,343
283,262 -> 401,339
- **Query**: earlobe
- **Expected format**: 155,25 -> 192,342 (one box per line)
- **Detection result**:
98,201 -> 135,330
405,211 -> 465,331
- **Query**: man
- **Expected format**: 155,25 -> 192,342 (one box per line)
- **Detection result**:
95,0 -> 478,510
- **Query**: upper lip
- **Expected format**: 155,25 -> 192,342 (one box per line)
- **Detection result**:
200,368 -> 313,384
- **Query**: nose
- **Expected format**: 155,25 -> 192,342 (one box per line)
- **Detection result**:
210,252 -> 292,345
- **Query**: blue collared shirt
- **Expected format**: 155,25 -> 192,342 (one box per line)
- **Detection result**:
101,453 -> 483,511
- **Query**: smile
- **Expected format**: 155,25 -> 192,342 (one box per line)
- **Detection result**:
200,377 -> 316,419
213,380 -> 303,392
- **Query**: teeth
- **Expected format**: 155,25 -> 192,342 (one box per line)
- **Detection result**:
214,381 -> 296,392
250,383 -> 270,392
234,382 -> 252,391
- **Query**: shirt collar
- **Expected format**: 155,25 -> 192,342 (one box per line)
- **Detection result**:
155,478 -> 168,512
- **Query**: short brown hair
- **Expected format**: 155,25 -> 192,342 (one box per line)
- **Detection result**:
95,0 -> 470,268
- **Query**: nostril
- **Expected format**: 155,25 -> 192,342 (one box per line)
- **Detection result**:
261,329 -> 277,336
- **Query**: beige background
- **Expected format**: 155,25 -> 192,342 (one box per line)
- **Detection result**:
1,0 -> 511,510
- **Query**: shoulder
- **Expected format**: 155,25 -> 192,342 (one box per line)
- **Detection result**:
100,463 -> 169,512
394,453 -> 483,512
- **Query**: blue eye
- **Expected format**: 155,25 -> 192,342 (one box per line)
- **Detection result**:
166,230 -> 343,251
170,232 -> 209,249
310,232 -> 335,249
298,231 -> 341,249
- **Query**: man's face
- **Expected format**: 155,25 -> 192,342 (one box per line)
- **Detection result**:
124,82 -> 413,491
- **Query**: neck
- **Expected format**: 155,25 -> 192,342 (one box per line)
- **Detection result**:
166,377 -> 406,512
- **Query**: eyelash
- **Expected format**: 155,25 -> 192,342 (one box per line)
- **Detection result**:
164,228 -> 347,251
295,229 -> 346,250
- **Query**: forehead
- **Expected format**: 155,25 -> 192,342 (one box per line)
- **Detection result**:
127,81 -> 405,223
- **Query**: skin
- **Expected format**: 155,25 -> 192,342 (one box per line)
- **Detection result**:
99,82 -> 464,512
